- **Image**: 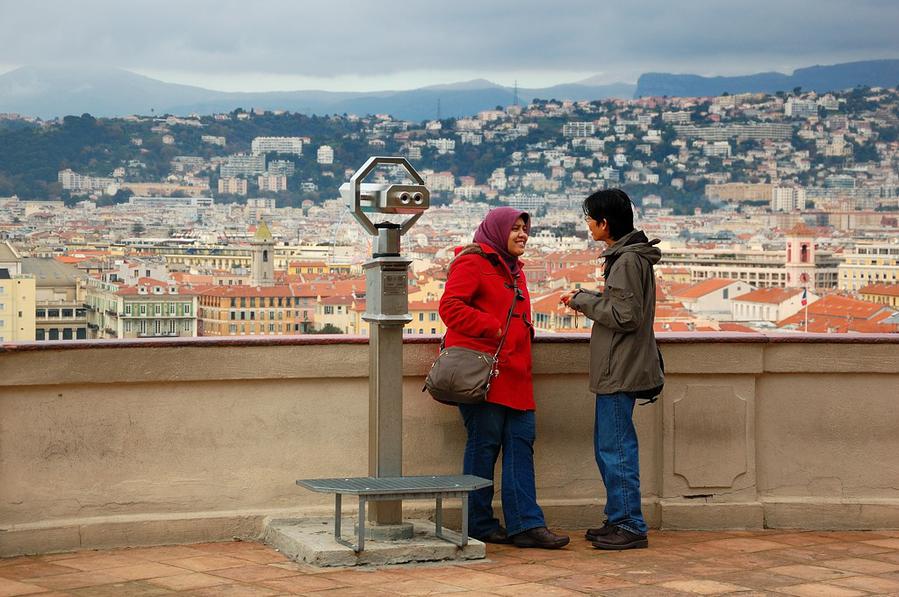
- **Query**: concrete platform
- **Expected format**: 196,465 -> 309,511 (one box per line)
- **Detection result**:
263,517 -> 486,567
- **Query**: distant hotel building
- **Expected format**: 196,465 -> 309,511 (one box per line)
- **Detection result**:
128,196 -> 214,209
251,136 -> 303,156
674,123 -> 792,141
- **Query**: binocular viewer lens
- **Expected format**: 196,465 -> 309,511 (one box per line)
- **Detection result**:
398,192 -> 425,205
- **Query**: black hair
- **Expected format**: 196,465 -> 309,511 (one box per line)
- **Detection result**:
582,188 -> 635,241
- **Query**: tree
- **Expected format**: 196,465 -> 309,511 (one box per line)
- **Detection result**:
311,323 -> 343,334
131,222 -> 145,235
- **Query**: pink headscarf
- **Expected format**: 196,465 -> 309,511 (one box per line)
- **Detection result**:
473,207 -> 530,276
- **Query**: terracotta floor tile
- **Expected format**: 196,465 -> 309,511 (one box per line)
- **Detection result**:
547,572 -> 636,592
817,531 -> 891,542
0,561 -> 82,581
67,580 -> 175,596
701,537 -> 787,553
281,587 -> 394,597
257,573 -> 347,593
707,569 -> 806,589
145,572 -> 233,591
180,583 -> 281,597
767,564 -> 854,581
105,562 -> 189,581
764,532 -> 842,547
819,556 -> 899,574
817,541 -> 895,557
658,579 -> 751,594
828,573 -> 899,593
318,568 -> 413,586
430,569 -> 524,590
600,587 -> 695,597
863,538 -> 899,549
227,549 -> 290,565
776,582 -> 867,597
369,578 -> 466,594
772,547 -> 844,563
605,565 -> 693,585
162,555 -> 250,572
123,545 -> 210,561
702,551 -> 796,570
52,555 -> 144,572
20,570 -> 129,591
484,562 -> 569,582
490,581 -> 583,596
0,577 -> 46,597
870,551 -> 899,565
543,554 -> 628,573
207,564 -> 299,583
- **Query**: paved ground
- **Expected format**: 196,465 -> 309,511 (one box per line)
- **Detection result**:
2,530 -> 899,596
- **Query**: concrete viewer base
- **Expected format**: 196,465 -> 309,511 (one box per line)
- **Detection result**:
263,518 -> 485,567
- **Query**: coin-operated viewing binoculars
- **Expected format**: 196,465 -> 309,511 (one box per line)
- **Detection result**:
340,157 -> 430,531
339,156 -> 430,236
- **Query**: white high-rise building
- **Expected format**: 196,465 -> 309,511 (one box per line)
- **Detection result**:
771,186 -> 807,212
316,145 -> 334,165
251,136 -> 303,156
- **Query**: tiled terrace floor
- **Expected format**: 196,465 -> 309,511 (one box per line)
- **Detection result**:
2,530 -> 899,596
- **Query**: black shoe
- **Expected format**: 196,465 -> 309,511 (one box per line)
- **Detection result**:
511,526 -> 570,549
591,526 -> 648,550
474,526 -> 511,544
585,520 -> 615,542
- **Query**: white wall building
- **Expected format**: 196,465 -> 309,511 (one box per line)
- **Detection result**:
316,145 -> 334,165
251,136 -> 303,156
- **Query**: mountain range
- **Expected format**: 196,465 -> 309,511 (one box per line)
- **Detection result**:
0,59 -> 897,121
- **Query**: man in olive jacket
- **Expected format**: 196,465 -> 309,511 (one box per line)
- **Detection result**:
561,188 -> 663,550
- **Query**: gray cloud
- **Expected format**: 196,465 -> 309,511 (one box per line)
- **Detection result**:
1,0 -> 897,88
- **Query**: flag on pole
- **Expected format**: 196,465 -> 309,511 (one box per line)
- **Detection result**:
801,287 -> 808,306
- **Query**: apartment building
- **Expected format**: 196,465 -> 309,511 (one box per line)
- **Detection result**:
22,258 -> 88,341
251,136 -> 303,156
838,243 -> 899,291
0,242 -> 35,342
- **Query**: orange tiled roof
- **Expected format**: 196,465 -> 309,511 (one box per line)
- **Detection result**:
859,283 -> 899,298
732,287 -> 802,304
673,278 -> 740,300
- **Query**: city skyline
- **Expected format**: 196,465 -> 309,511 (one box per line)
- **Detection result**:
1,0 -> 898,92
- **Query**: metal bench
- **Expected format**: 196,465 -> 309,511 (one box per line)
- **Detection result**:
296,474 -> 492,553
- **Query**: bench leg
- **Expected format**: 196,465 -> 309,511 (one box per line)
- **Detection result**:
334,494 -> 342,542
461,495 -> 469,548
357,497 -> 366,553
434,496 -> 444,541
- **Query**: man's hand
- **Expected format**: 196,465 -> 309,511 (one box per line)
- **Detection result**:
559,289 -> 579,306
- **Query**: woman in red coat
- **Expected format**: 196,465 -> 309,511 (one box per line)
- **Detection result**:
439,207 -> 569,550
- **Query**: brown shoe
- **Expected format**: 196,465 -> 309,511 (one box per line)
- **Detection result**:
591,526 -> 648,550
474,526 -> 511,544
585,520 -> 614,542
511,526 -> 570,549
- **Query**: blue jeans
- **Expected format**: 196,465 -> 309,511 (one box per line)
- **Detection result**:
594,392 -> 648,535
459,402 -> 546,537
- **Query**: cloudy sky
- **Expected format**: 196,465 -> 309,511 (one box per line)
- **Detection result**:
1,0 -> 897,91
